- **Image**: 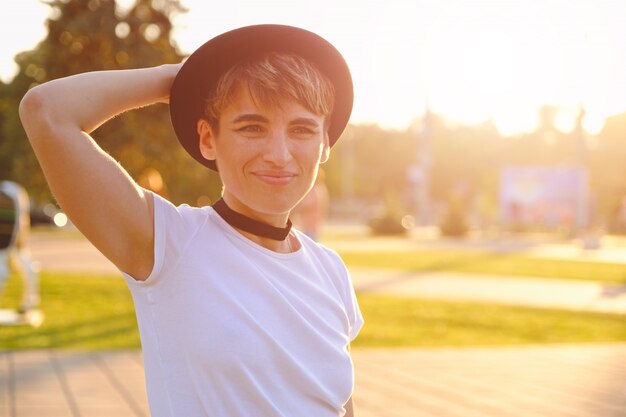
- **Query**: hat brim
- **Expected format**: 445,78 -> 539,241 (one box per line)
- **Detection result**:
169,24 -> 354,171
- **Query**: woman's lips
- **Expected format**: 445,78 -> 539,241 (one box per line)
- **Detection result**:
253,171 -> 296,186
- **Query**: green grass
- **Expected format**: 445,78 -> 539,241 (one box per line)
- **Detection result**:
0,273 -> 140,349
354,295 -> 626,348
1,272 -> 624,350
339,250 -> 626,284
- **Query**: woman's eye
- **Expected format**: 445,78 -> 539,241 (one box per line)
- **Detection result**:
238,125 -> 264,133
292,127 -> 316,135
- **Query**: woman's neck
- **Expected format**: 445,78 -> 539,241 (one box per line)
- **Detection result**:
238,228 -> 299,253
214,196 -> 297,252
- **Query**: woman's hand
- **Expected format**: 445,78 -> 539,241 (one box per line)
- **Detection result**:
156,62 -> 184,104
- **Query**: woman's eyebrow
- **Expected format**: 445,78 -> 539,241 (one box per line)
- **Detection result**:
290,117 -> 319,127
231,114 -> 269,124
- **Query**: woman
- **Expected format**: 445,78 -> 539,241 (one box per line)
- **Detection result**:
20,24 -> 362,417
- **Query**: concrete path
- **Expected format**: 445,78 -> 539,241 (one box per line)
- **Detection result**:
2,344 -> 626,417
28,233 -> 120,276
352,268 -> 626,314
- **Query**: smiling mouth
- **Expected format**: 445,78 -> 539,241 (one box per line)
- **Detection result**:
253,171 -> 296,185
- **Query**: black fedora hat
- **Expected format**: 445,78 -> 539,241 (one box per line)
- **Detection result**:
169,24 -> 354,171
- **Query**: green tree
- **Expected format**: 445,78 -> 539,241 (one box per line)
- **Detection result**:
1,0 -> 222,206
326,123 -> 416,204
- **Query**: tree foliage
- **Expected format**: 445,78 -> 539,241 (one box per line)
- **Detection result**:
0,0 -> 222,205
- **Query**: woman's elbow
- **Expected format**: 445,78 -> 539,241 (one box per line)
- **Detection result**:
19,86 -> 54,141
20,87 -> 43,124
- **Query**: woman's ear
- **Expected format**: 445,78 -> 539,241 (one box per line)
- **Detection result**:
320,132 -> 331,164
197,119 -> 217,161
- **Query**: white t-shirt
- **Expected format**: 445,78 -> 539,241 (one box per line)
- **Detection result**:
123,194 -> 364,417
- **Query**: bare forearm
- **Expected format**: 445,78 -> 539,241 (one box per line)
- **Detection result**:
21,64 -> 179,135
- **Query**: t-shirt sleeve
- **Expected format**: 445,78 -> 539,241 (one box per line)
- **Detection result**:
343,266 -> 364,341
318,246 -> 364,342
123,192 -> 206,287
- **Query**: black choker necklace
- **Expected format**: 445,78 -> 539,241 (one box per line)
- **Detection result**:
212,198 -> 292,241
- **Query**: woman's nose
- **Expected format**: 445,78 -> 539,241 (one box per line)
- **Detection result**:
263,130 -> 292,166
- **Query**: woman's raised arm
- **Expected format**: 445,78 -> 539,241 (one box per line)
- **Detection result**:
19,63 -> 181,280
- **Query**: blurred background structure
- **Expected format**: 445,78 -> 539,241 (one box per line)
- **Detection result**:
0,181 -> 42,326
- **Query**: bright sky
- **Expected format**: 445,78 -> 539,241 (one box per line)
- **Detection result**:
2,0 -> 626,135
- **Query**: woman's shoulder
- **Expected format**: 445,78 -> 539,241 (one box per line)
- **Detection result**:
296,230 -> 345,270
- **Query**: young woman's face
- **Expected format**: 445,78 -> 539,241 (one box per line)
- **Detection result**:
198,87 -> 330,224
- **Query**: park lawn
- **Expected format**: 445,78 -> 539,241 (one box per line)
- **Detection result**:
0,273 -> 139,350
339,250 -> 626,284
0,272 -> 625,350
354,295 -> 626,348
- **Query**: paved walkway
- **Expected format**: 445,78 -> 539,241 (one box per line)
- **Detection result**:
1,229 -> 625,416
352,268 -> 626,314
2,344 -> 626,417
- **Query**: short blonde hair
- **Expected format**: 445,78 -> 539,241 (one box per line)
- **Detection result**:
203,53 -> 335,133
